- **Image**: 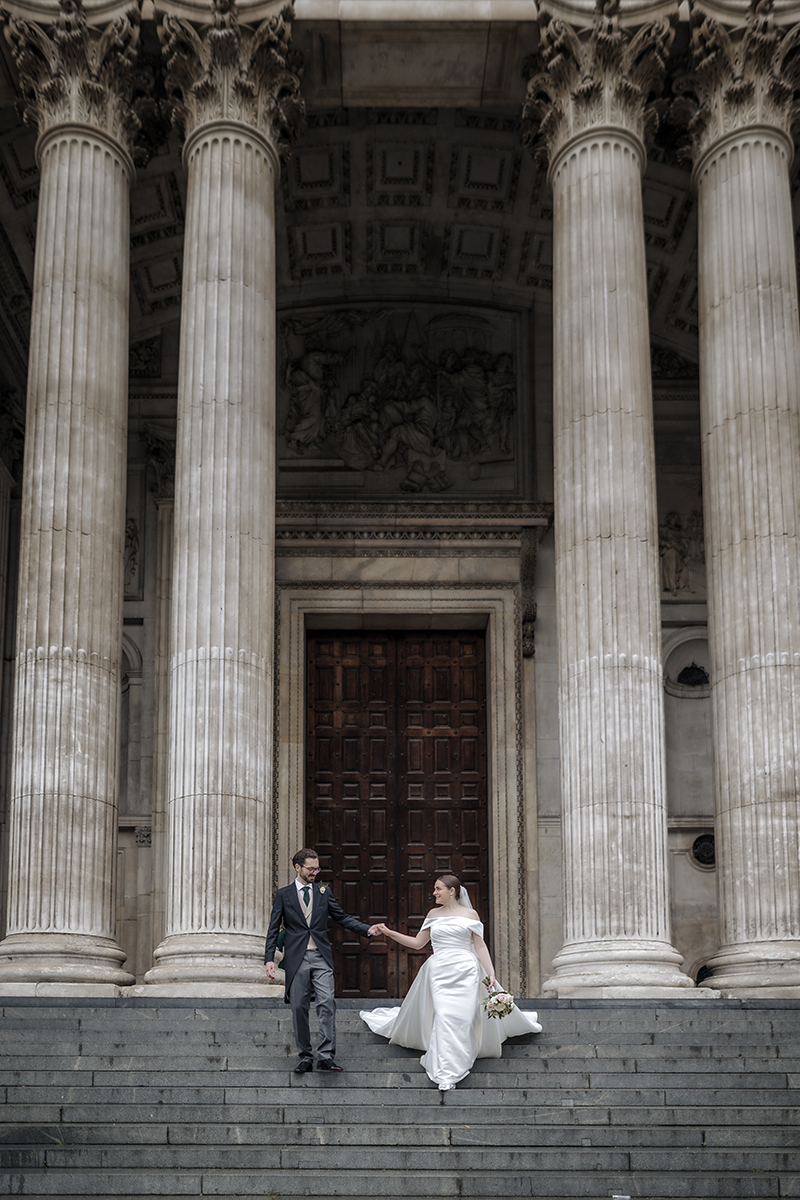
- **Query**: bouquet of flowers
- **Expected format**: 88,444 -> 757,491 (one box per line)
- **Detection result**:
482,976 -> 514,1019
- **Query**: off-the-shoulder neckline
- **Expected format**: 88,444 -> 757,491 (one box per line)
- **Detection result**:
424,913 -> 481,922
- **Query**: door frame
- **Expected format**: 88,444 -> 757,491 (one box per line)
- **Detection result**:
273,581 -> 531,995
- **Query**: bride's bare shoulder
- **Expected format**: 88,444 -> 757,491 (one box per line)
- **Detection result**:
424,908 -> 439,919
464,908 -> 481,920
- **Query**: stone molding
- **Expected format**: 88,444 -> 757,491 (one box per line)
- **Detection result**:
675,0 -> 800,172
520,0 -> 674,177
2,0 -> 144,160
158,0 -> 305,160
275,500 -> 553,528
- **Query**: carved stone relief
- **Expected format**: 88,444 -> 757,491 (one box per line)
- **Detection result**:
0,388 -> 24,481
144,424 -> 176,500
277,304 -> 523,498
129,333 -> 162,378
657,492 -> 706,600
125,466 -> 145,601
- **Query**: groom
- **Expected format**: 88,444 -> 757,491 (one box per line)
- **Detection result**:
264,847 -> 380,1073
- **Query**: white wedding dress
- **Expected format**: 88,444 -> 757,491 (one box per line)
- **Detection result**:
360,915 -> 542,1089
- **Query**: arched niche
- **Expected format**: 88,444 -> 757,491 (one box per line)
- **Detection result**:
662,626 -> 714,819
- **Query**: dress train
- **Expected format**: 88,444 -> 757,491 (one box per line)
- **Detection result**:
360,916 -> 542,1088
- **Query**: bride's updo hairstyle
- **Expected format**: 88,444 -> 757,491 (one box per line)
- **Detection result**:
436,873 -> 461,899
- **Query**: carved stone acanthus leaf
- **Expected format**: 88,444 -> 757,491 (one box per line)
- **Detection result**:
158,0 -> 305,159
673,1 -> 800,164
2,0 -> 146,157
520,0 -> 675,172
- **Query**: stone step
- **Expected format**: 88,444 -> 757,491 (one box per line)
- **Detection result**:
2,998 -> 798,1200
2,1120 -> 798,1148
0,1167 -> 793,1198
1,1067 -> 794,1094
3,1056 -> 796,1084
3,1100 -> 798,1127
7,1143 -> 800,1172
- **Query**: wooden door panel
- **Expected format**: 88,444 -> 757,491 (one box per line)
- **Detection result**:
307,631 -> 488,998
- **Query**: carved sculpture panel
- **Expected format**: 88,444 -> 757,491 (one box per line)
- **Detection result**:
657,494 -> 706,599
277,304 -> 525,498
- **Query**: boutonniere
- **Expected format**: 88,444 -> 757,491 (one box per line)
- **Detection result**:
318,885 -> 328,894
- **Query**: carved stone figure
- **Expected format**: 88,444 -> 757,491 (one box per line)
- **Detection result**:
659,511 -> 689,594
283,349 -> 346,452
336,381 -> 381,468
374,367 -> 439,471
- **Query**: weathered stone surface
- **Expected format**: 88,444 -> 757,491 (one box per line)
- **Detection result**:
522,2 -> 691,997
679,1 -> 800,996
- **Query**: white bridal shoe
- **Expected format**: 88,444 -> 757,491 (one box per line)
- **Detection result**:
438,1082 -> 455,1091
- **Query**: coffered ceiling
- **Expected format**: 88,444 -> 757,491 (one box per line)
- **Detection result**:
0,7 -> 799,479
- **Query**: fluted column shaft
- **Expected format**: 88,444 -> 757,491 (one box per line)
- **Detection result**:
549,130 -> 687,993
522,7 -> 691,996
678,4 -> 800,996
696,132 -> 800,992
146,122 -> 279,984
145,0 -> 302,987
0,122 -> 134,984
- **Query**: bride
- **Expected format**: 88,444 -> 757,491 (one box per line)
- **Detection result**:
360,874 -> 542,1090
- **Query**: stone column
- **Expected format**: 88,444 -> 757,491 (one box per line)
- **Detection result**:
677,3 -> 800,995
0,0 -> 142,985
145,0 -> 303,986
0,458 -> 15,942
522,3 -> 693,996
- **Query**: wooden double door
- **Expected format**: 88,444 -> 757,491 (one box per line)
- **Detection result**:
306,631 -> 489,998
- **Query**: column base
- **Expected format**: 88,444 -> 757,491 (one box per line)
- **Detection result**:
0,933 -> 135,987
542,938 -> 701,998
703,942 -> 800,997
144,932 -> 268,987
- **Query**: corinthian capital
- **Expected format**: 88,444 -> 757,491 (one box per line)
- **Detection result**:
158,0 -> 305,158
2,0 -> 143,153
674,1 -> 800,164
521,0 -> 674,173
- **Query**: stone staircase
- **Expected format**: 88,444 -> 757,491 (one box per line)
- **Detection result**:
0,997 -> 798,1199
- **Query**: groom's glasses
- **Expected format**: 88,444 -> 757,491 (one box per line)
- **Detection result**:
303,867 -> 321,874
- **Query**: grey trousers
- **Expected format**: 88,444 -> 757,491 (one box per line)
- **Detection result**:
288,949 -> 336,1061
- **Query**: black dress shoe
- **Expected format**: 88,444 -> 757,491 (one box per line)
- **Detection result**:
293,1060 -> 314,1074
316,1059 -> 344,1072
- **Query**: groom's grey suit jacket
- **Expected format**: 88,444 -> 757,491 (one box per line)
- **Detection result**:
264,883 -> 371,1002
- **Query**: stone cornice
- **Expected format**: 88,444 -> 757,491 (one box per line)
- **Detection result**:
157,0 -> 305,159
674,0 -> 800,168
520,0 -> 674,176
1,0 -> 144,158
275,500 -> 554,531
